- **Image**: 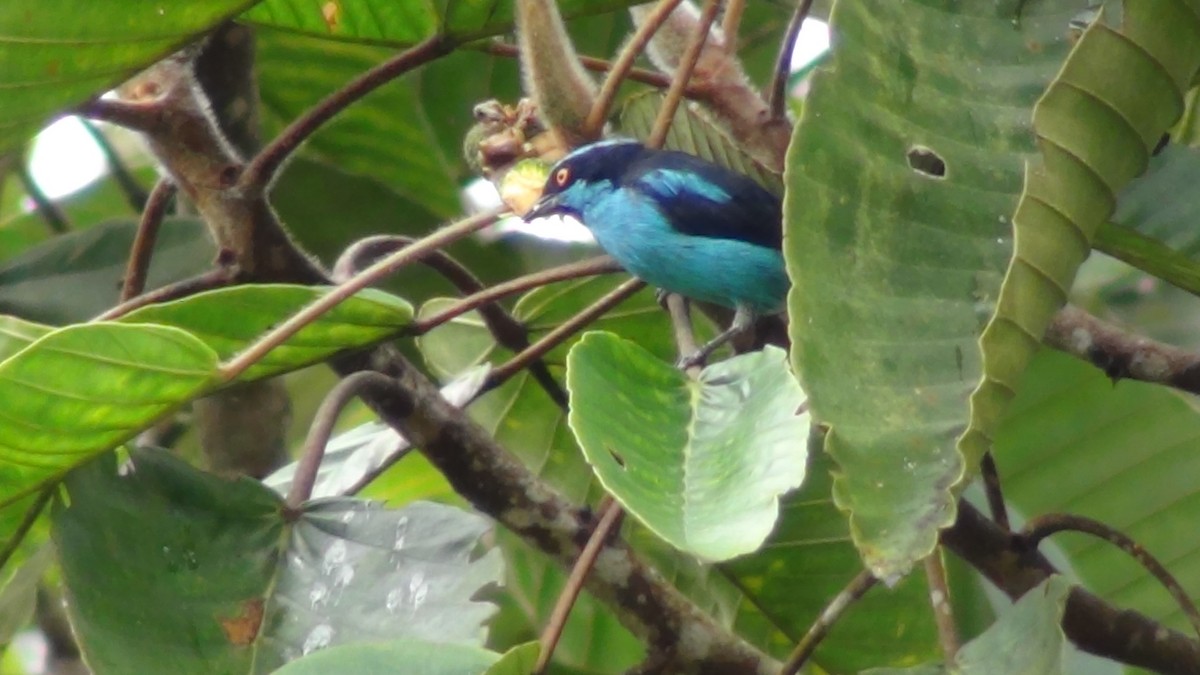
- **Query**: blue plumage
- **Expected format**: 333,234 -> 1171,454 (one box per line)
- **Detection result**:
524,139 -> 787,364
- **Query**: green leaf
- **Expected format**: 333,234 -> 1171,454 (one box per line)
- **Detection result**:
0,315 -> 52,362
0,1 -> 260,155
0,217 -> 215,325
484,642 -> 540,675
967,1 -> 1200,502
0,323 -> 219,507
865,577 -> 1069,675
242,0 -> 644,44
725,451 -> 940,671
119,284 -> 413,381
54,449 -> 502,674
566,332 -> 807,561
996,349 -> 1200,634
786,1 -> 1081,578
272,639 -> 502,675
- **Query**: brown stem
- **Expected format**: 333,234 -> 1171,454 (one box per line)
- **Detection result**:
1045,304 -> 1200,396
647,0 -> 722,149
979,452 -> 1010,531
583,0 -> 686,139
485,278 -> 646,392
409,256 -> 622,334
780,570 -> 877,675
286,371 -> 400,513
219,209 -> 502,380
121,179 -> 176,301
238,35 -> 451,194
78,98 -> 166,133
94,265 -> 238,321
338,236 -> 598,408
924,551 -> 960,663
534,498 -> 625,674
719,0 -> 747,54
768,0 -> 814,121
1020,512 -> 1200,641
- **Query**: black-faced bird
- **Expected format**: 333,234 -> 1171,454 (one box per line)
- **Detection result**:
524,139 -> 787,365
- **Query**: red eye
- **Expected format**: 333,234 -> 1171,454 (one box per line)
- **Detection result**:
554,168 -> 570,186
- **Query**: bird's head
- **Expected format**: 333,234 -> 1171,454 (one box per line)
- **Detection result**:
524,139 -> 647,221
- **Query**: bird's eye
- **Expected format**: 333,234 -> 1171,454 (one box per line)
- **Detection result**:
554,168 -> 570,186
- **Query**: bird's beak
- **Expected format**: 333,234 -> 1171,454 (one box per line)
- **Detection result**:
523,192 -> 561,222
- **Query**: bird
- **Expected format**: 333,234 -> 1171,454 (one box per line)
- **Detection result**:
523,138 -> 788,366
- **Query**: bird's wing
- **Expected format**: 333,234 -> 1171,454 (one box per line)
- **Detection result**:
625,152 -> 782,250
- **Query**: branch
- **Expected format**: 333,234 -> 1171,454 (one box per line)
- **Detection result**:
942,500 -> 1200,674
1020,512 -> 1200,641
16,161 -> 69,234
121,179 -> 176,301
648,0 -> 722,149
80,119 -> 150,210
481,42 -> 688,92
924,551 -> 959,663
286,371 -> 400,512
780,570 -> 876,675
1045,304 -> 1200,396
584,0 -> 686,139
238,35 -> 451,194
768,0 -> 813,121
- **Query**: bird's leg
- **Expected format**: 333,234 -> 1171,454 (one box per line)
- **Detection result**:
677,303 -> 756,369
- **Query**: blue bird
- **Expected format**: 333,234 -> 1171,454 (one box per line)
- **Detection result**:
524,139 -> 788,365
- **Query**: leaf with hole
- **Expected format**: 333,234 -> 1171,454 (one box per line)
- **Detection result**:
566,332 -> 807,561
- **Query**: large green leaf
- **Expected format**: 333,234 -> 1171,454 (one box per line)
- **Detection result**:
119,284 -> 413,381
242,0 -> 642,44
0,217 -> 214,325
54,449 -> 501,674
0,1 -> 260,155
967,0 -> 1200,504
0,323 -> 219,507
726,450 -> 940,671
996,349 -> 1200,635
566,333 -> 807,561
272,639 -> 506,675
786,1 -> 1083,578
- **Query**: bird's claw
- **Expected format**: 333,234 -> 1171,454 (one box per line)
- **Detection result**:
675,350 -> 707,370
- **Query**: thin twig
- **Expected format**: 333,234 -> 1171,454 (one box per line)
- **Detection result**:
78,98 -> 165,133
924,551 -> 960,663
80,118 -> 149,210
534,498 -> 625,673
979,452 -> 1010,531
286,371 -> 400,512
480,42 -> 691,93
647,0 -> 723,149
410,256 -> 622,335
780,570 -> 877,675
486,278 -> 645,392
121,179 -> 176,302
720,0 -> 747,54
768,0 -> 813,120
0,487 -> 54,572
220,209 -> 502,380
16,163 -> 69,234
1020,513 -> 1200,641
94,266 -> 238,321
583,0 -> 686,139
337,237 -> 608,408
1045,305 -> 1200,396
239,35 -> 451,194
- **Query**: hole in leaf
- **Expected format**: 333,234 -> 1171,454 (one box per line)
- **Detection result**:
906,146 -> 946,179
